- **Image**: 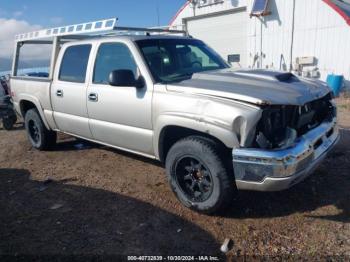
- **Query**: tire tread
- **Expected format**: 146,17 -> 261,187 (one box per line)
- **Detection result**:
25,109 -> 56,150
166,135 -> 235,214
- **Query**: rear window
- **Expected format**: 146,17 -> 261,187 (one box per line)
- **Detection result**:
59,45 -> 91,83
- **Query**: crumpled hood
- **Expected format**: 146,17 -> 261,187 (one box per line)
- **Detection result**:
166,69 -> 331,106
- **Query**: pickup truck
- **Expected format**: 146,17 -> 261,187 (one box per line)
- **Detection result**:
10,21 -> 339,214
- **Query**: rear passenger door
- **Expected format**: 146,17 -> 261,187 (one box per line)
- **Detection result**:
86,41 -> 153,155
51,44 -> 93,138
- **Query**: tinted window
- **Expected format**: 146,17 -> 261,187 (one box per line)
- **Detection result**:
93,43 -> 137,84
59,45 -> 91,83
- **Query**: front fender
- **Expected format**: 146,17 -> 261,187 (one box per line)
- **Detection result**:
153,113 -> 241,159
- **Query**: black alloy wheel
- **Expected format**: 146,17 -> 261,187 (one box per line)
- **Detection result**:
175,156 -> 214,202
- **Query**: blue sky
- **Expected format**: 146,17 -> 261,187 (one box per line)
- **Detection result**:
0,0 -> 186,27
0,0 -> 186,65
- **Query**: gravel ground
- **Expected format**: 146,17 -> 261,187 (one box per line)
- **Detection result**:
0,100 -> 349,260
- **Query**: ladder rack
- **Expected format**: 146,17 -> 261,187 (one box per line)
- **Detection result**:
15,18 -> 187,43
12,18 -> 188,77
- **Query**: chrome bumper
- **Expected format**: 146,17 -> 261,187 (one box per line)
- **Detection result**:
232,119 -> 339,191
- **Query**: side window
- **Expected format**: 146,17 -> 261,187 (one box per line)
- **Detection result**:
93,43 -> 137,84
59,45 -> 91,83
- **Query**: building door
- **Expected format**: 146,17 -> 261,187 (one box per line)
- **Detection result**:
186,9 -> 248,67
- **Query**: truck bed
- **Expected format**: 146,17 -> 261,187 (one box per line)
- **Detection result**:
11,77 -> 56,129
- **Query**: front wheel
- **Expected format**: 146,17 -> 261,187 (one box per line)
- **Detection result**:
24,109 -> 56,150
165,136 -> 235,214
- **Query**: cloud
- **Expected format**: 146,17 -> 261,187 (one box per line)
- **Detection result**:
0,18 -> 50,60
50,17 -> 64,25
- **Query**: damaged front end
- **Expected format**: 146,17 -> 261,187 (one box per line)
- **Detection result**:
232,93 -> 339,191
254,93 -> 336,150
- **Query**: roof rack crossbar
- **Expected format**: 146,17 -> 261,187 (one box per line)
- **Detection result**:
15,17 -> 188,43
113,26 -> 187,35
15,18 -> 118,42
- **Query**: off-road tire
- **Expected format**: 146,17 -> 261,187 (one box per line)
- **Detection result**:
24,109 -> 56,150
165,136 -> 235,214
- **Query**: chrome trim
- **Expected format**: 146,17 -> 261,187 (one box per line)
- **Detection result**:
232,118 -> 339,191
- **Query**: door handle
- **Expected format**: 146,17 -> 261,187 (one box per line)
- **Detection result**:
88,93 -> 98,102
56,89 -> 63,97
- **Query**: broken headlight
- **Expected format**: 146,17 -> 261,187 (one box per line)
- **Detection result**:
254,93 -> 334,149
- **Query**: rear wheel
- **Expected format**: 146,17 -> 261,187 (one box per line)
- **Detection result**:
166,136 -> 235,214
24,109 -> 56,150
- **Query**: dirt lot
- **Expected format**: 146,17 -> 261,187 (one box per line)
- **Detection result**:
0,99 -> 350,260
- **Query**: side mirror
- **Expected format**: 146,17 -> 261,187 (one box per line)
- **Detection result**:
108,70 -> 144,88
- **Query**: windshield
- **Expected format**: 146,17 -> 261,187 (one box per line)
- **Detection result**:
136,38 -> 229,83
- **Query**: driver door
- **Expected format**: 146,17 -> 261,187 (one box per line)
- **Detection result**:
86,41 -> 153,155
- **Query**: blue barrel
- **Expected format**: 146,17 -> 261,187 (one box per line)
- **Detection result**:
326,74 -> 344,97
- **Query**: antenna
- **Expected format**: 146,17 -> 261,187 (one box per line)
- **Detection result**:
156,0 -> 160,27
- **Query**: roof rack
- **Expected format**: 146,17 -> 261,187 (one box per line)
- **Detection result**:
15,17 -> 187,43
12,18 -> 188,77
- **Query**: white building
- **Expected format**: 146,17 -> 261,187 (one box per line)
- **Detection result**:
170,0 -> 350,87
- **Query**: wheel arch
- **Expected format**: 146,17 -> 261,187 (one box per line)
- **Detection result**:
18,96 -> 50,130
155,114 -> 240,162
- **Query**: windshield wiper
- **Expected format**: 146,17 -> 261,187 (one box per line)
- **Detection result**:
174,72 -> 194,80
159,73 -> 194,84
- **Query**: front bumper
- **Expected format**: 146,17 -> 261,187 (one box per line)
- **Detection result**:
232,118 -> 339,191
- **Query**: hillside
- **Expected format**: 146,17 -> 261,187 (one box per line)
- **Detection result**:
0,57 -> 49,72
